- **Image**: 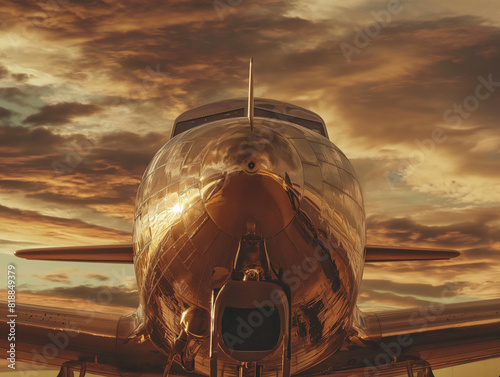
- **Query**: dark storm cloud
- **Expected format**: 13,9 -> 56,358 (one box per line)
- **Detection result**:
0,87 -> 27,106
0,126 -> 166,172
23,102 -> 102,126
333,16 -> 500,146
26,184 -> 139,206
366,260 -> 495,276
10,0 -> 500,143
0,125 -> 67,155
0,126 -> 167,216
364,210 -> 500,286
5,1 -> 500,121
33,272 -> 71,284
0,63 -> 31,82
0,203 -> 129,237
0,106 -> 13,119
367,212 -> 500,247
93,131 -> 168,174
12,0 -> 329,108
11,72 -> 31,82
0,64 -> 8,78
84,273 -> 110,281
24,285 -> 139,308
0,179 -> 50,192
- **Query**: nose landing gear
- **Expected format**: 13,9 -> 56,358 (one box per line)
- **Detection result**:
237,362 -> 263,377
405,359 -> 435,377
209,228 -> 292,377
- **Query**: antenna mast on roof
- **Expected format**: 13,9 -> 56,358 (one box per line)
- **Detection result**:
247,57 -> 254,131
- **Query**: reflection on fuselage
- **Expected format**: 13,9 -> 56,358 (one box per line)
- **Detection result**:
133,116 -> 366,376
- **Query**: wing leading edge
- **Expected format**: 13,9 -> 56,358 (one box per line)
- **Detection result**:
300,299 -> 500,376
14,244 -> 459,264
14,244 -> 134,263
0,302 -> 171,377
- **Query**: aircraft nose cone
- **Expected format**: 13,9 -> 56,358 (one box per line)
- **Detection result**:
200,126 -> 303,238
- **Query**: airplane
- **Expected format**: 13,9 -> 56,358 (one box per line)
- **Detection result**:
2,59 -> 499,377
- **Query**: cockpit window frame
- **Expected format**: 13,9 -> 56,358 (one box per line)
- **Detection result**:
172,108 -> 245,137
253,108 -> 326,136
172,107 -> 327,138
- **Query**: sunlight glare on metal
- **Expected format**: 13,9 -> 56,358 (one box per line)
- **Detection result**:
166,192 -> 183,222
171,203 -> 183,214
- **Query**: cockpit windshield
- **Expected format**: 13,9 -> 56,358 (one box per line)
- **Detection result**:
172,106 -> 326,137
254,108 -> 325,135
173,108 -> 245,136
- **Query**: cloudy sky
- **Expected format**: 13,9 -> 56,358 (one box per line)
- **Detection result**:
0,0 -> 499,375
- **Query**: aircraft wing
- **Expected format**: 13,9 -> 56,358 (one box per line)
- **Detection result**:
14,244 -> 461,264
300,299 -> 500,376
0,302 -> 174,376
14,244 -> 134,263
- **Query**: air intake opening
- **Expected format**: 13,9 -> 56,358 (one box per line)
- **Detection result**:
221,306 -> 281,351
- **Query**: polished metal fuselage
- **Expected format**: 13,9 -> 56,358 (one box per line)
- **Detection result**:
133,117 -> 366,376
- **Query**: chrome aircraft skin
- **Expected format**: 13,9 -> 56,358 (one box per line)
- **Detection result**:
134,98 -> 364,376
2,84 -> 500,377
